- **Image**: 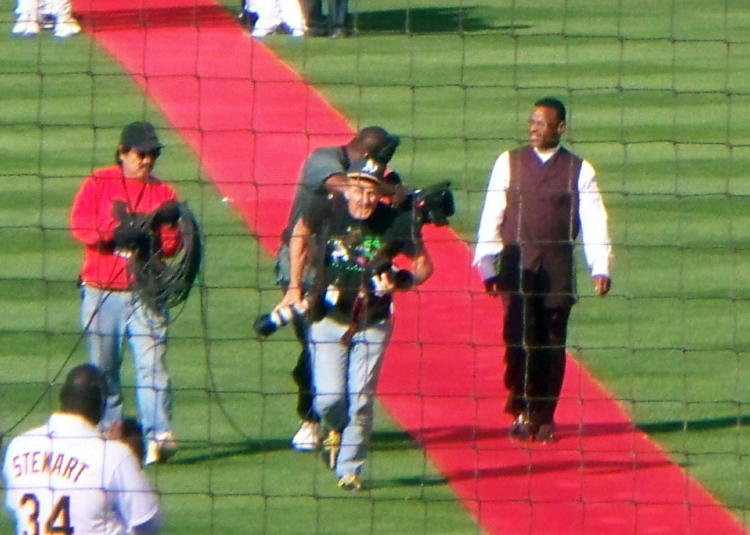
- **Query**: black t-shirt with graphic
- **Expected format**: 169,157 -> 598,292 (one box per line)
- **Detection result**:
302,193 -> 420,325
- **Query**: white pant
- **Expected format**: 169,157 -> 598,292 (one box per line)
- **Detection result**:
249,0 -> 305,35
15,0 -> 73,21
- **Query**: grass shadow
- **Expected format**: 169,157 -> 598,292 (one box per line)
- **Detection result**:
353,7 -> 529,34
638,415 -> 750,435
168,437 -> 290,465
370,474 -> 447,489
371,429 -> 422,451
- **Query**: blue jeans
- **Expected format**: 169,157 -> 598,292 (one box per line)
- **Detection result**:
310,316 -> 391,478
80,285 -> 172,440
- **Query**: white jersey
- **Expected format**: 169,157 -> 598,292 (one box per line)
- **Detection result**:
3,413 -> 159,535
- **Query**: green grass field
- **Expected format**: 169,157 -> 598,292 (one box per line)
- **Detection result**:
2,0 -> 750,532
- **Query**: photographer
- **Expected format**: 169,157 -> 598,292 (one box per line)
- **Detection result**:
274,126 -> 402,452
275,158 -> 433,491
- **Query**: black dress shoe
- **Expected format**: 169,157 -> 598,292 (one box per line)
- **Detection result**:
534,423 -> 556,444
305,27 -> 327,37
509,415 -> 533,442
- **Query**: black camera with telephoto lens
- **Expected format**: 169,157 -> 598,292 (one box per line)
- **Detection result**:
252,301 -> 308,337
366,257 -> 415,294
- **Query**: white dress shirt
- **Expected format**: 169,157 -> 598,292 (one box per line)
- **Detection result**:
473,146 -> 612,281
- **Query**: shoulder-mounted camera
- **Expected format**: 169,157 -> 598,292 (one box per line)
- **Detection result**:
402,181 -> 455,227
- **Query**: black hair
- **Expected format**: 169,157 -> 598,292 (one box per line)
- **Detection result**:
355,126 -> 400,163
115,144 -> 130,165
534,97 -> 567,123
59,364 -> 106,425
354,126 -> 388,153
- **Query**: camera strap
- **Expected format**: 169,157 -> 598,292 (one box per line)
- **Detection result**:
339,290 -> 366,346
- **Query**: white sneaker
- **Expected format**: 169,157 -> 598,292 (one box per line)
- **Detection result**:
54,19 -> 80,38
144,431 -> 178,465
12,18 -> 40,35
291,421 -> 319,451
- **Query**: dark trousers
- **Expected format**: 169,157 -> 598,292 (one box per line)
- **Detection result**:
327,0 -> 348,31
290,308 -> 319,422
501,272 -> 571,426
302,0 -> 348,34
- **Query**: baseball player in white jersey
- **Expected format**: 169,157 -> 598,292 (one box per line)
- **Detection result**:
245,0 -> 306,37
3,364 -> 160,535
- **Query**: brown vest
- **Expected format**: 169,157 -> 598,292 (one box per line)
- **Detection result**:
499,146 -> 582,307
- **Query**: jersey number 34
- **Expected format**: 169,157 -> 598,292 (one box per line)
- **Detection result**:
19,493 -> 73,535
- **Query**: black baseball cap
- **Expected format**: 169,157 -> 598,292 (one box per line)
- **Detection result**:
346,158 -> 385,185
120,121 -> 163,153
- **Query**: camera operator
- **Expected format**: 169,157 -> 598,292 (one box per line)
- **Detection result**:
274,126 -> 402,452
275,158 -> 433,491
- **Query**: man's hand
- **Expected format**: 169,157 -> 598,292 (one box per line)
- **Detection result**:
371,271 -> 397,296
592,275 -> 611,297
106,418 -> 145,465
483,275 -> 503,297
277,286 -> 303,310
113,223 -> 149,251
113,223 -> 149,253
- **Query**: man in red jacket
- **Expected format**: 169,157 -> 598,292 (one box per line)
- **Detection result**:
70,121 -> 182,465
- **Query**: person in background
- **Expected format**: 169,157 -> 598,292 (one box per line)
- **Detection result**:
301,0 -> 349,38
244,0 -> 306,37
12,0 -> 80,37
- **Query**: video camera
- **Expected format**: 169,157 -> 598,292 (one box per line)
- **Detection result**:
399,180 -> 455,227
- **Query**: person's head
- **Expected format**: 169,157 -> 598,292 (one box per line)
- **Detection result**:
59,364 -> 107,425
528,97 -> 567,151
348,126 -> 400,164
345,158 -> 385,220
115,121 -> 163,180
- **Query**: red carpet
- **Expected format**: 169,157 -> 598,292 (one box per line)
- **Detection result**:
73,1 -> 748,533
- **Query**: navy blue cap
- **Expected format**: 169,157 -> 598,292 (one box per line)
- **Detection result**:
120,121 -> 162,153
346,158 -> 385,185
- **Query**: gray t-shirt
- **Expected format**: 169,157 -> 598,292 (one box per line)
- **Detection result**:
281,145 -> 348,244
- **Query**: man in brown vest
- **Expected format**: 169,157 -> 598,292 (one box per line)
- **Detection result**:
473,97 -> 612,443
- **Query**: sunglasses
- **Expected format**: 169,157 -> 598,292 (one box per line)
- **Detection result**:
136,148 -> 161,160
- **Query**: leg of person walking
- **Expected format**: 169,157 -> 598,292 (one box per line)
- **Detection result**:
128,298 -> 174,463
335,320 -> 390,481
81,286 -> 126,430
310,318 -> 349,469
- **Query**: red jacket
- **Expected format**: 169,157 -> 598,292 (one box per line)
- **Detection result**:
70,165 -> 181,290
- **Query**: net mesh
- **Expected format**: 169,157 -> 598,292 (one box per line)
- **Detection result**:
1,0 -> 749,533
